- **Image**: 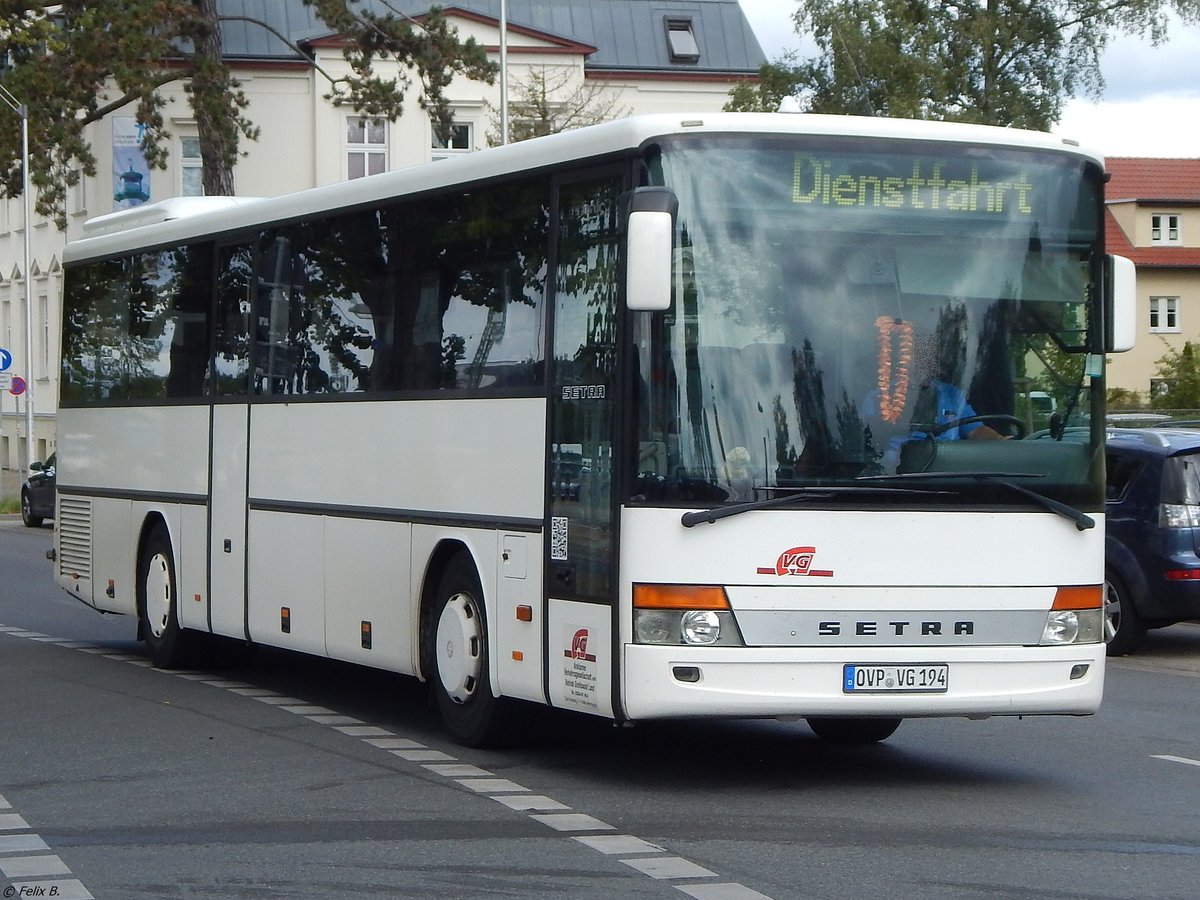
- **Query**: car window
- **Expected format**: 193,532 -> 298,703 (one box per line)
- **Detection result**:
1159,452 -> 1200,505
1106,452 -> 1144,502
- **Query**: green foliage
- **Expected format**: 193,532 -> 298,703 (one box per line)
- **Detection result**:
0,1 -> 496,224
741,1 -> 1200,129
723,53 -> 807,112
1106,386 -> 1143,410
1152,340 -> 1200,408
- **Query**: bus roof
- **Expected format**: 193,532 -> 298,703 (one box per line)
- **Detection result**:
65,112 -> 1105,264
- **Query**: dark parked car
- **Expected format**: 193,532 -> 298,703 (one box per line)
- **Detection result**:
20,451 -> 55,528
1104,427 -> 1200,655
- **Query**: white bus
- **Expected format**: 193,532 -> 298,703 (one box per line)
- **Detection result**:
52,113 -> 1135,746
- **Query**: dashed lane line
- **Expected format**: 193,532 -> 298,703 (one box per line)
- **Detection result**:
1152,754 -> 1200,768
0,792 -> 94,900
1,623 -> 774,899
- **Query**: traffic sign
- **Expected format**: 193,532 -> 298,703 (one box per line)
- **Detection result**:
0,348 -> 10,371
0,374 -> 9,389
9,375 -> 26,396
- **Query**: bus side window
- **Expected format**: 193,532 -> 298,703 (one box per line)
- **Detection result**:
213,244 -> 254,396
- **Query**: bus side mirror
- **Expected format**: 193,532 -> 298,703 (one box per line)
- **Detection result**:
1106,254 -> 1136,352
625,187 -> 678,312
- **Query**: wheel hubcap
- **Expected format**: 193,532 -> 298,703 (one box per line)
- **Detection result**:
435,592 -> 482,704
144,552 -> 172,639
1103,579 -> 1121,642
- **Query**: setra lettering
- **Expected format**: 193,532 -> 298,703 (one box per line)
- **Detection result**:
819,620 -> 975,638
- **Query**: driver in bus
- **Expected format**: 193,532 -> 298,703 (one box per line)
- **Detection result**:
862,311 -> 1008,450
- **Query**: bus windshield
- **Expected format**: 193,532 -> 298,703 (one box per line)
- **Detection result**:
633,135 -> 1105,508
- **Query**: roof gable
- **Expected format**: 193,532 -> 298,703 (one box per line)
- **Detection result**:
1106,157 -> 1200,204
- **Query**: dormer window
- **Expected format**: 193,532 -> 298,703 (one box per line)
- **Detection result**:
665,17 -> 700,63
1151,213 -> 1181,245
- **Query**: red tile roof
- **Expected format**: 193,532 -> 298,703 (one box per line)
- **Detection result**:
1106,158 -> 1200,203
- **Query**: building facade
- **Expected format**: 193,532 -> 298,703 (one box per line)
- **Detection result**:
0,0 -> 764,471
1103,158 -> 1200,402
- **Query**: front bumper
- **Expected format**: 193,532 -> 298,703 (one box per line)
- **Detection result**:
622,643 -> 1104,720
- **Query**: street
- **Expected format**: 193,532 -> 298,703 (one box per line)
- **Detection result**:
2,518 -> 1199,900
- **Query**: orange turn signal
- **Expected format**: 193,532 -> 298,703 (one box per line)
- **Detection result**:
1052,585 -> 1103,610
633,584 -> 729,610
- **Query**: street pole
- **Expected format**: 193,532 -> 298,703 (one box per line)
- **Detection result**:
0,84 -> 35,471
499,0 -> 509,145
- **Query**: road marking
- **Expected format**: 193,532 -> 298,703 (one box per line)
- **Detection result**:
0,792 -> 94,899
678,884 -> 776,899
574,834 -> 664,855
622,856 -> 717,879
1,622 -> 778,898
1152,754 -> 1200,768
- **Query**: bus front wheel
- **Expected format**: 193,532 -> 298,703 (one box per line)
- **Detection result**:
806,717 -> 902,744
137,523 -> 196,668
426,554 -> 511,747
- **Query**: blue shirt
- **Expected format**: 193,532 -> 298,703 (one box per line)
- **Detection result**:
862,380 -> 982,442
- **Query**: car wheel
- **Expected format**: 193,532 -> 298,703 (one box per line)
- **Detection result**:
1104,568 -> 1145,656
20,489 -> 42,528
806,717 -> 902,744
425,552 -> 511,747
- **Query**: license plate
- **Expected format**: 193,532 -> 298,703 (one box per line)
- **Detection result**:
843,664 -> 949,693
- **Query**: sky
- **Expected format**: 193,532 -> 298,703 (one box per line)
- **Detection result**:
737,0 -> 1200,159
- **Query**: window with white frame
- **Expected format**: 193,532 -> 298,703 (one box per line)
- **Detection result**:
431,121 -> 472,160
1150,296 -> 1180,332
347,116 -> 387,179
1151,213 -> 1181,245
71,171 -> 89,216
181,137 -> 204,196
37,292 -> 49,379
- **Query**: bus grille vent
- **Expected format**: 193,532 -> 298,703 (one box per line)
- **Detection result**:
57,498 -> 93,581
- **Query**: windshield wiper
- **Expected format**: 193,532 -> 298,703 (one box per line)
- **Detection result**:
680,485 -> 952,528
856,472 -> 1095,531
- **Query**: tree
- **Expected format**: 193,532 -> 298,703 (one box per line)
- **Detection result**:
0,1 -> 496,224
729,1 -> 1200,130
1152,340 -> 1200,409
724,52 -> 807,113
485,65 -> 628,146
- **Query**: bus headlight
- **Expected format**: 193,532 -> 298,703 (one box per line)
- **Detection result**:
635,610 -> 675,644
1040,585 -> 1104,645
632,584 -> 744,646
1040,608 -> 1103,645
681,610 -> 720,645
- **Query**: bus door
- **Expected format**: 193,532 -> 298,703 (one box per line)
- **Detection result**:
545,171 -> 626,717
207,241 -> 255,640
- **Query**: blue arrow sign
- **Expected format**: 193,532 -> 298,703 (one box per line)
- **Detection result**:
0,348 -> 10,372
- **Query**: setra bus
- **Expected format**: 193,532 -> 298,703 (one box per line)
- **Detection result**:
52,113 -> 1136,745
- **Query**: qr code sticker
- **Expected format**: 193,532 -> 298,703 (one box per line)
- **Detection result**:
550,516 -> 569,561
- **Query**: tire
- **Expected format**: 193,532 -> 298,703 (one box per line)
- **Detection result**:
425,553 -> 510,747
20,489 -> 42,528
137,523 -> 197,668
1104,568 -> 1145,656
806,716 -> 902,744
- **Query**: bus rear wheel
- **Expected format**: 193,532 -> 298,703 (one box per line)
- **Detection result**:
138,523 -> 197,668
806,717 -> 902,744
426,553 -> 510,747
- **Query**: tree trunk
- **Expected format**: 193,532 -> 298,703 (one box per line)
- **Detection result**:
191,0 -> 235,196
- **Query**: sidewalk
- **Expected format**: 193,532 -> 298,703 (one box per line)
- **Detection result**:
1,466 -> 20,502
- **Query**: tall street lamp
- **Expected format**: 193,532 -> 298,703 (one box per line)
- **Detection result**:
0,83 -> 35,473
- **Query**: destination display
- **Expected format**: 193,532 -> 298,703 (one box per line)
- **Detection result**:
793,154 -> 1036,216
